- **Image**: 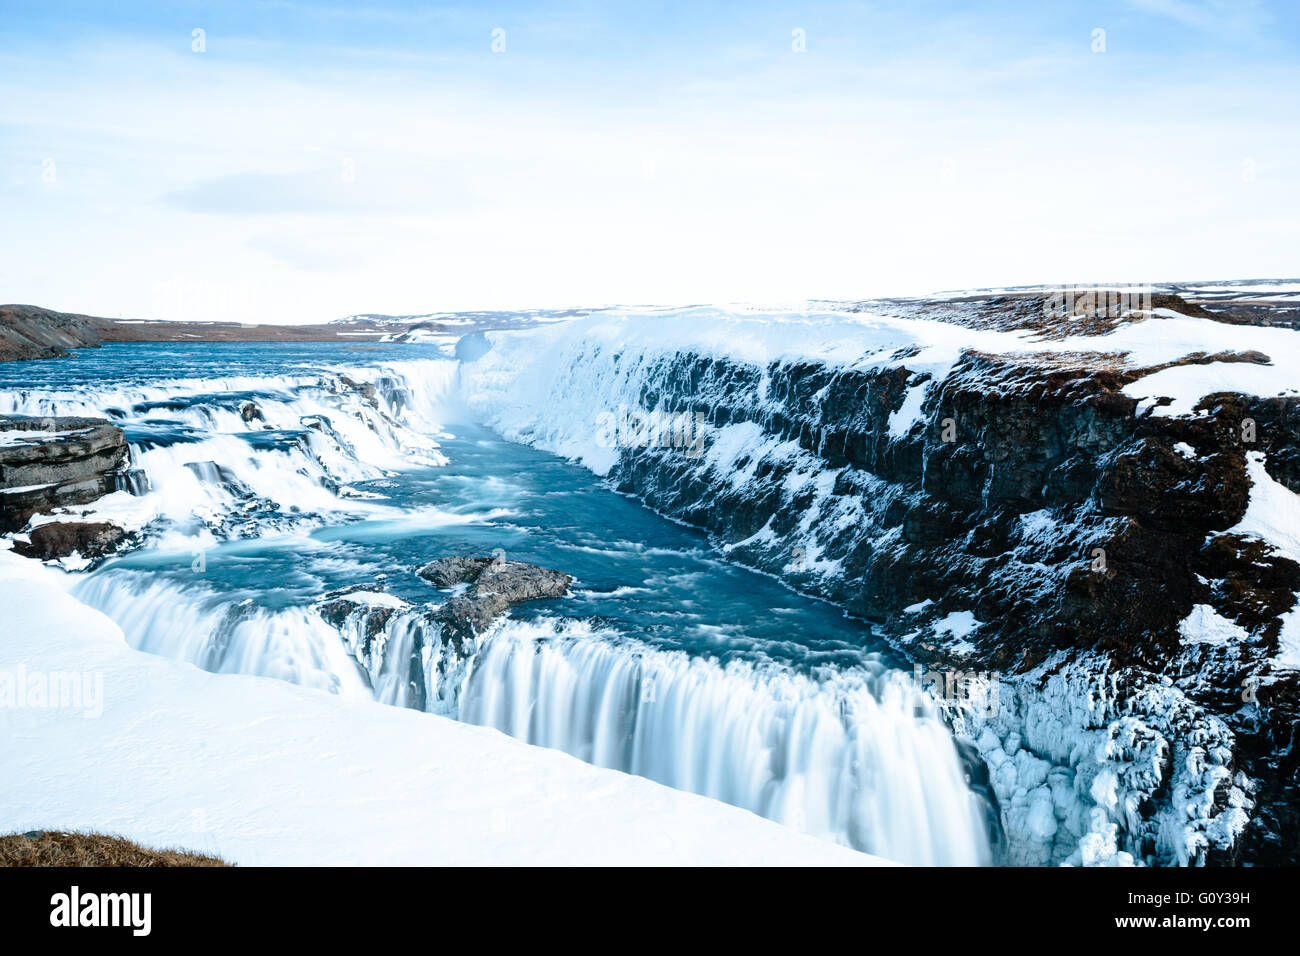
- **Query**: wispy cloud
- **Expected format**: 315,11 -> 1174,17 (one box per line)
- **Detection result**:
1,2 -> 1297,321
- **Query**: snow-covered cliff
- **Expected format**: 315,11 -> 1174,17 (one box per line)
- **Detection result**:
459,294 -> 1300,865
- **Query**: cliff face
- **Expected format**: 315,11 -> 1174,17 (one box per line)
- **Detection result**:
605,348 -> 1299,864
460,293 -> 1300,865
0,415 -> 129,532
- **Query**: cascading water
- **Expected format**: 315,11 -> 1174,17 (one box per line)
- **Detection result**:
457,619 -> 992,866
73,572 -> 372,697
15,341 -> 998,865
71,568 -> 993,865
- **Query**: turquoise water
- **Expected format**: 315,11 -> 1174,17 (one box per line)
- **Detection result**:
5,341 -> 994,864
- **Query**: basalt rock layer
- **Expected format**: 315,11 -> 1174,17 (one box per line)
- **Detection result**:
461,293 -> 1300,865
418,555 -> 574,644
0,415 -> 129,532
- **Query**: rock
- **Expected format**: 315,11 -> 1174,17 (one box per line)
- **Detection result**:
418,555 -> 572,642
0,415 -> 128,531
12,521 -> 127,560
417,555 -> 495,588
338,375 -> 380,409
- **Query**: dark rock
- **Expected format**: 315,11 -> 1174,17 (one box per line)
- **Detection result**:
0,415 -> 129,531
338,375 -> 379,409
13,521 -> 127,560
417,555 -> 495,588
418,555 -> 572,642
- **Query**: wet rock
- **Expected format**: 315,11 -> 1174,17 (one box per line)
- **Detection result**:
13,521 -> 127,560
418,555 -> 572,642
0,415 -> 128,531
338,375 -> 379,409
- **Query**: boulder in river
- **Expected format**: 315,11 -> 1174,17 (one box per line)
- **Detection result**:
418,555 -> 573,642
13,521 -> 127,560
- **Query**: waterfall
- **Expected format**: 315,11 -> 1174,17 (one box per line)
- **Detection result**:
72,571 -> 993,864
44,349 -> 996,865
459,619 -> 992,866
73,573 -> 372,698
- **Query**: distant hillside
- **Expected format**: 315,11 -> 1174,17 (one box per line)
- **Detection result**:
0,304 -> 115,361
0,304 -> 408,362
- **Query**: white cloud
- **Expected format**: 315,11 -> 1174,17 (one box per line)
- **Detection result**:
0,27 -> 1297,323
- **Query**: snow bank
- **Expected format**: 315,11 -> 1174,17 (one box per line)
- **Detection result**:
0,551 -> 882,866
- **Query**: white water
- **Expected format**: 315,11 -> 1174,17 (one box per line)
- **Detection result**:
24,353 -> 995,865
74,573 -> 372,698
71,565 -> 992,866
460,619 -> 991,866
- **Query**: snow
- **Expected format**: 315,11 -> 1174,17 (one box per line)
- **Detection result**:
1179,605 -> 1249,648
887,379 -> 929,437
934,610 -> 980,639
1122,361 -> 1300,418
0,551 -> 883,866
1277,606 -> 1300,670
0,427 -> 90,446
1228,452 -> 1300,562
333,589 -> 408,609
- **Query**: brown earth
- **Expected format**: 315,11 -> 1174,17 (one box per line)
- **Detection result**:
1,303 -> 411,362
0,830 -> 229,867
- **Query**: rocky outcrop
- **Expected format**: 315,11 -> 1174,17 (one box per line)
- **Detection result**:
13,521 -> 127,560
0,415 -> 129,532
0,304 -> 112,361
418,556 -> 573,643
0,302 -> 422,362
482,301 -> 1300,865
337,376 -> 380,409
317,561 -> 572,712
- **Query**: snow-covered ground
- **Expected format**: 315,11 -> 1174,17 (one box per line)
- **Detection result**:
0,551 -> 882,866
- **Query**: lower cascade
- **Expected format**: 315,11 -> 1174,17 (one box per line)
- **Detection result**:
73,570 -> 994,865
459,620 -> 993,866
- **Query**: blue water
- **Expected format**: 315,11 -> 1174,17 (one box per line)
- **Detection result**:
6,340 -> 994,864
0,341 -> 445,389
97,419 -> 884,671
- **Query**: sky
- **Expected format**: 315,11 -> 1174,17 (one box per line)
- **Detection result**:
1,0 -> 1298,323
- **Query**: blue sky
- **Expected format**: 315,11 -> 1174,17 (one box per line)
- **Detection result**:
1,1 -> 1297,321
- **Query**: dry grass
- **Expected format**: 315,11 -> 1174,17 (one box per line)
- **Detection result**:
0,830 -> 230,867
